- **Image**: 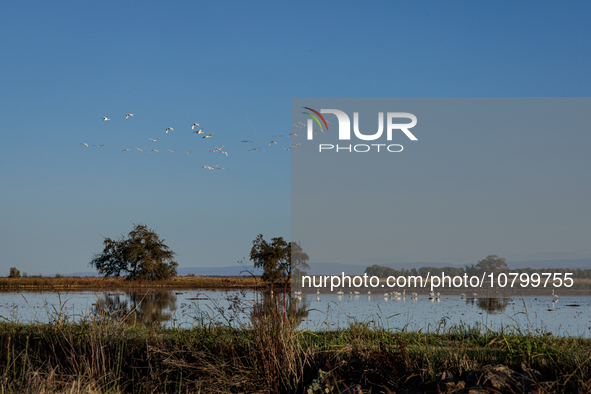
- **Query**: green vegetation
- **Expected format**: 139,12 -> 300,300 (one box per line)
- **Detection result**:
8,267 -> 20,278
250,234 -> 309,285
0,296 -> 590,393
90,224 -> 178,280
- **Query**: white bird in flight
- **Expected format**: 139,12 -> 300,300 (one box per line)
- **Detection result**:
193,129 -> 204,134
191,123 -> 200,130
149,138 -> 158,142
183,151 -> 193,154
165,127 -> 174,133
125,114 -> 134,119
81,143 -> 88,147
217,167 -> 229,170
269,141 -> 277,146
122,148 -> 131,152
241,140 -> 253,143
136,147 -> 144,152
93,145 -> 103,147
102,117 -> 111,121
249,147 -> 263,151
150,149 -> 159,153
272,135 -> 283,138
202,134 -> 214,138
167,149 -> 176,153
289,133 -> 297,136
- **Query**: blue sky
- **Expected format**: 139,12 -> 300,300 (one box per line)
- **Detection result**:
1,1 -> 590,275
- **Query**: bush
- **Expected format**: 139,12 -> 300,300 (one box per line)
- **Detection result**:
8,267 -> 20,278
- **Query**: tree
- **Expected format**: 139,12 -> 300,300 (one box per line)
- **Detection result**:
250,234 -> 290,283
8,267 -> 20,278
289,241 -> 310,282
249,235 -> 310,285
90,224 -> 178,280
465,255 -> 509,275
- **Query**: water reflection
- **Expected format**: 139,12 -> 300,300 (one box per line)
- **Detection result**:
466,297 -> 512,314
93,290 -> 177,326
251,291 -> 310,328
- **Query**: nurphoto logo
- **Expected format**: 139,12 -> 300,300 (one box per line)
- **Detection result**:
302,107 -> 418,153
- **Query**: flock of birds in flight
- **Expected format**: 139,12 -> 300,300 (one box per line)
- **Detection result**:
80,113 -> 301,171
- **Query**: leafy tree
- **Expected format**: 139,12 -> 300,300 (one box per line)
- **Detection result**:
289,241 -> 310,282
250,234 -> 289,283
466,254 -> 509,275
249,235 -> 310,284
90,224 -> 178,280
8,267 -> 20,278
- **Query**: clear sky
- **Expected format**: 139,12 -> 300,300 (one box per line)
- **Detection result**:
1,1 -> 590,276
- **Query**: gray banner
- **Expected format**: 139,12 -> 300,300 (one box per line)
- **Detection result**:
291,98 -> 591,297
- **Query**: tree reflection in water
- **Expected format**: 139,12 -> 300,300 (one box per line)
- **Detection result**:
93,290 -> 177,327
466,297 -> 512,314
250,291 -> 309,329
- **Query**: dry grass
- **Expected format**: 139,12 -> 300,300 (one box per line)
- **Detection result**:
0,276 -> 260,290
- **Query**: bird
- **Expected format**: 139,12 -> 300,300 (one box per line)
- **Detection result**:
272,135 -> 283,138
269,141 -> 277,146
293,123 -> 302,129
193,129 -> 204,134
167,149 -> 176,153
81,143 -> 88,147
136,147 -> 144,152
249,147 -> 263,151
217,167 -> 229,170
202,134 -> 214,138
191,123 -> 200,130
125,114 -> 134,119
182,151 -> 193,154
102,117 -> 111,121
241,140 -> 253,143
552,289 -> 559,302
150,149 -> 158,153
165,127 -> 174,133
283,148 -> 291,151
121,148 -> 131,152
149,138 -> 158,142
220,151 -> 228,156
289,133 -> 297,136
210,145 -> 225,153
92,145 -> 103,147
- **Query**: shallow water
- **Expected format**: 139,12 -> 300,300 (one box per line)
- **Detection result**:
1,289 -> 590,337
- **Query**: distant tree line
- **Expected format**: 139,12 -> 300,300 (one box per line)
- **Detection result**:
365,255 -> 591,279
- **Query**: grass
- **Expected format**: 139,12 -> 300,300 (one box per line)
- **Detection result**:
0,276 -> 260,290
1,293 -> 591,393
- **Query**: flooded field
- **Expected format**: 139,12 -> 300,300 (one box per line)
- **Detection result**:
1,289 -> 590,337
